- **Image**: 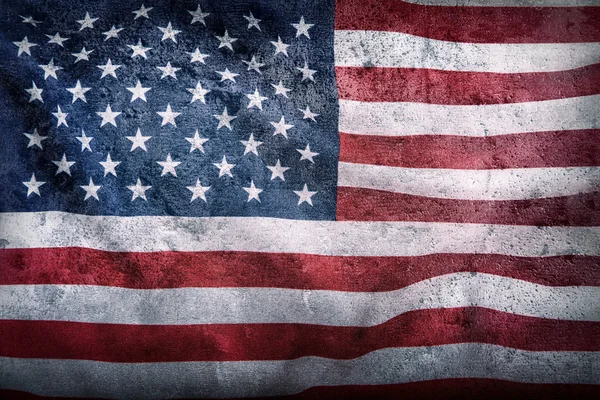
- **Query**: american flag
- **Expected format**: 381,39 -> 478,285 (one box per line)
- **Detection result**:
0,0 -> 599,398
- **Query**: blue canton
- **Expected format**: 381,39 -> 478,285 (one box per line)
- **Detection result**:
0,0 -> 339,220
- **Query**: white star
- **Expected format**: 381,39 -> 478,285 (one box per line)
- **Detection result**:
271,36 -> 289,57
13,37 -> 37,57
103,25 -> 123,41
76,129 -> 93,152
292,16 -> 314,39
132,4 -> 153,20
127,128 -> 151,151
72,47 -> 94,63
128,178 -> 151,201
80,178 -> 101,201
23,129 -> 48,149
96,104 -> 121,127
99,153 -> 120,177
187,179 -> 210,202
240,133 -> 263,156
213,155 -> 236,178
243,180 -> 263,202
157,62 -> 180,79
297,62 -> 317,82
270,116 -> 294,138
20,16 -> 41,27
128,40 -> 151,59
215,68 -> 239,82
126,80 -> 151,102
188,5 -> 210,25
271,81 -> 291,98
39,59 -> 62,80
23,173 -> 45,197
243,55 -> 264,74
297,144 -> 319,162
25,81 -> 43,103
267,159 -> 290,181
299,106 -> 319,122
246,88 -> 267,110
52,105 -> 68,127
214,108 -> 237,130
158,22 -> 181,42
244,12 -> 261,31
188,81 -> 210,104
77,12 -> 98,31
97,58 -> 121,79
186,130 -> 209,153
52,153 -> 75,176
294,184 -> 317,206
188,48 -> 209,64
66,80 -> 90,103
46,33 -> 69,47
157,104 -> 181,127
215,30 -> 237,51
157,153 -> 181,177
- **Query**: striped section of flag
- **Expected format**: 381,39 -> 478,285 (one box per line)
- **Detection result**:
335,0 -> 600,228
1,0 -> 599,399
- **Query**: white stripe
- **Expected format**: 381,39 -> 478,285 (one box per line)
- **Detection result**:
1,212 -> 599,256
1,344 -> 597,398
334,30 -> 600,73
1,273 -> 598,325
338,163 -> 600,201
339,95 -> 600,137
404,0 -> 600,6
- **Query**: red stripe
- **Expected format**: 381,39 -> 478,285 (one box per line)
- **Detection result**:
1,248 -> 599,290
337,187 -> 600,226
336,65 -> 600,105
334,0 -> 600,43
3,380 -> 600,400
339,131 -> 600,169
2,309 -> 599,362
